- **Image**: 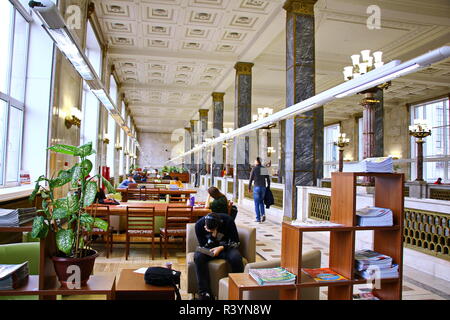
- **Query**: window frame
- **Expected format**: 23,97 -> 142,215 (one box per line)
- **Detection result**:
323,123 -> 340,178
0,2 -> 31,188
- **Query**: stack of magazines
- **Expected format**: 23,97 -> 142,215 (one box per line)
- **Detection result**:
0,262 -> 29,290
356,206 -> 393,227
0,208 -> 37,227
249,267 -> 296,286
343,157 -> 393,173
355,249 -> 398,279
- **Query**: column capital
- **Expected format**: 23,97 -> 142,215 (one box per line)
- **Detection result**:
234,62 -> 254,75
283,0 -> 317,15
199,109 -> 209,117
190,119 -> 197,126
184,127 -> 191,132
212,92 -> 225,102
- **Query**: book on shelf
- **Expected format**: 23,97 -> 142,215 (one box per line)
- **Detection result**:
353,292 -> 380,300
302,268 -> 348,282
343,156 -> 393,173
356,264 -> 399,280
356,206 -> 393,227
0,262 -> 29,290
291,218 -> 343,228
249,267 -> 296,286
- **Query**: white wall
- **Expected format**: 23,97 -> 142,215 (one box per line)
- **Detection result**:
138,132 -> 178,168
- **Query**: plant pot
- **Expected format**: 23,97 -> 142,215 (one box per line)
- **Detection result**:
51,249 -> 98,288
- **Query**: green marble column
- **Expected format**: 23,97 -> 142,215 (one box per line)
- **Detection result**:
283,0 -> 323,220
212,92 -> 225,182
233,62 -> 253,200
199,109 -> 209,175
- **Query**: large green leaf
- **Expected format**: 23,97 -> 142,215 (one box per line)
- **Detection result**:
50,168 -> 73,188
78,142 -> 95,158
80,213 -> 94,226
31,216 -> 48,239
80,159 -> 93,177
101,176 -> 115,194
83,181 -> 97,208
71,164 -> 82,188
66,193 -> 80,214
56,229 -> 74,255
30,175 -> 48,201
48,144 -> 81,156
52,207 -> 69,220
93,218 -> 108,231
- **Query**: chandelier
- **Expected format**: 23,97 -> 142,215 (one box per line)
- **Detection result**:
343,50 -> 384,81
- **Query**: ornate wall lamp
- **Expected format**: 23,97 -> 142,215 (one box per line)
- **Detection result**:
267,146 -> 275,157
334,133 -> 350,172
409,119 -> 432,181
102,133 -> 110,144
65,108 -> 82,129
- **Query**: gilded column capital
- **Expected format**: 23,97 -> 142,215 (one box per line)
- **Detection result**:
199,109 -> 209,117
190,119 -> 197,126
283,0 -> 317,15
87,2 -> 96,18
212,92 -> 225,102
234,62 -> 254,75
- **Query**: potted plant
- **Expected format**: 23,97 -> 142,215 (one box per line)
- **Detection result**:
29,142 -> 115,287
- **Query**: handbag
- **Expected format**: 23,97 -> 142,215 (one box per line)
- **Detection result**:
144,267 -> 182,300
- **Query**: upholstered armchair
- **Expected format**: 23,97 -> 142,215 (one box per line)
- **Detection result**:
186,223 -> 256,298
218,250 -> 321,300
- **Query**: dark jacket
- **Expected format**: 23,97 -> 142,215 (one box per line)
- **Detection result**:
195,213 -> 240,250
249,165 -> 270,189
210,195 -> 228,214
264,187 -> 274,209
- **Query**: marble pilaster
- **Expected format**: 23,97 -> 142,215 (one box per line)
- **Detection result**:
184,127 -> 191,170
374,88 -> 384,157
233,62 -> 253,200
283,0 -> 323,220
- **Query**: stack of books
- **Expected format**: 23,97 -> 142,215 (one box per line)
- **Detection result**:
0,208 -> 37,227
356,206 -> 393,227
343,157 -> 393,173
249,267 -> 296,286
352,292 -> 380,300
302,268 -> 348,282
0,262 -> 29,290
355,249 -> 398,280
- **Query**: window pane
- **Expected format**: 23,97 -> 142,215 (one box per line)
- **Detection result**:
10,11 -> 29,102
0,2 -> 13,94
6,106 -> 23,183
0,100 -> 7,184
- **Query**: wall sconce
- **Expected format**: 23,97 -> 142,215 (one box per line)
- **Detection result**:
65,108 -> 82,129
115,142 -> 122,150
267,146 -> 275,157
102,133 -> 110,144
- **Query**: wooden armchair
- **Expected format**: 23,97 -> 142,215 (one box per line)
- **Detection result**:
125,206 -> 155,260
159,206 -> 193,259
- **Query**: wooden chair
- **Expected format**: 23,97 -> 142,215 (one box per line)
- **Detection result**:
127,188 -> 141,200
142,188 -> 160,201
125,206 -> 155,260
84,204 -> 113,258
159,206 -> 193,259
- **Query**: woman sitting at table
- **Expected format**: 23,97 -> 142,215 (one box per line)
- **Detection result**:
170,177 -> 184,188
205,187 -> 228,214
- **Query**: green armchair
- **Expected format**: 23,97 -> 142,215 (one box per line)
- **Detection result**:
0,242 -> 40,300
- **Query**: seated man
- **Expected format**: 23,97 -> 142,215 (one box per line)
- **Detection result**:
194,213 -> 244,300
118,174 -> 136,188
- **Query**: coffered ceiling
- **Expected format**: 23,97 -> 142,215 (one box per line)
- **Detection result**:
92,0 -> 450,133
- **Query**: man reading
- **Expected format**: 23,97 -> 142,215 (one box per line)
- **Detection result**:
194,213 -> 244,300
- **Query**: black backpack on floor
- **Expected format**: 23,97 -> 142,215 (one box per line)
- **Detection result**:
144,267 -> 182,300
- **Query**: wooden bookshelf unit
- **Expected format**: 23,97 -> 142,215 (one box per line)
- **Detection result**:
281,172 -> 404,300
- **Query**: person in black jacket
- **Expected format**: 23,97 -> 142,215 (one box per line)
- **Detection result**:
248,157 -> 271,223
194,213 -> 243,300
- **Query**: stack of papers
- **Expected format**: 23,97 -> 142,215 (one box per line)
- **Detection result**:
0,209 -> 19,227
343,157 -> 393,173
249,267 -> 296,286
353,292 -> 380,300
356,206 -> 393,227
355,249 -> 398,280
291,218 -> 343,228
0,262 -> 29,290
0,208 -> 37,227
